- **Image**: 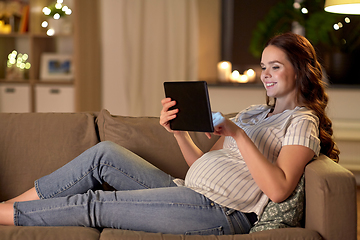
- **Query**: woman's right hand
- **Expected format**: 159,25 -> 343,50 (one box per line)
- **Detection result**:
160,98 -> 179,133
160,98 -> 204,166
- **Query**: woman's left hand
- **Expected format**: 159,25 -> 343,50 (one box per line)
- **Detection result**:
212,118 -> 243,138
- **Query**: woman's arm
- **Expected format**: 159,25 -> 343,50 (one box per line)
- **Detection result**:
160,98 -> 222,167
172,131 -> 204,167
173,127 -> 225,167
214,119 -> 314,203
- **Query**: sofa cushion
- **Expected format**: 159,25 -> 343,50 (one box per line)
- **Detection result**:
96,109 -> 222,179
0,226 -> 100,240
0,113 -> 99,201
250,174 -> 305,233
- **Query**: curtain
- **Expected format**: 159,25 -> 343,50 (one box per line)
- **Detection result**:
101,0 -> 198,116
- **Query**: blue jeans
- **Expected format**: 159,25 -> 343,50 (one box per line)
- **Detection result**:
14,141 -> 252,235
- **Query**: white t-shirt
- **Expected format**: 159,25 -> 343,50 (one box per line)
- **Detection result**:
174,104 -> 321,216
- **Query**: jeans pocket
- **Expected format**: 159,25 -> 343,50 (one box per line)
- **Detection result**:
185,226 -> 224,235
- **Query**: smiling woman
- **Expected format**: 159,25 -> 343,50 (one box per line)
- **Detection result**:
261,32 -> 339,161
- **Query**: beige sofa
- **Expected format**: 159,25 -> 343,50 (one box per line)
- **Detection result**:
0,109 -> 357,240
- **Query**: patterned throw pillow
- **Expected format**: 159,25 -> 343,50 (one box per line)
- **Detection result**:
250,174 -> 305,233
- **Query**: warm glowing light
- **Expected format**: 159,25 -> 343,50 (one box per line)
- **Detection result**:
55,3 -> 62,9
229,68 -> 256,83
0,21 -> 11,34
217,61 -> 232,82
65,9 -> 72,15
41,21 -> 48,28
22,54 -> 28,61
345,17 -> 351,23
230,70 -> 240,81
301,7 -> 309,14
6,50 -> 31,71
244,69 -> 256,82
42,7 -> 51,15
325,3 -> 360,14
8,51 -> 17,60
220,62 -> 230,69
57,0 -> 64,3
53,13 -> 61,19
246,69 -> 255,77
333,23 -> 340,30
239,75 -> 249,83
293,2 -> 301,9
47,29 -> 55,36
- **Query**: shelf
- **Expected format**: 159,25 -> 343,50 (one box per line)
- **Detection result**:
0,0 -> 101,113
0,0 -> 75,113
35,80 -> 74,85
32,33 -> 72,38
0,80 -> 74,85
0,80 -> 29,84
0,33 -> 30,38
207,81 -> 264,88
0,32 -> 72,39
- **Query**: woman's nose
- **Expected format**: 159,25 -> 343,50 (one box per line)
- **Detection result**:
261,69 -> 270,80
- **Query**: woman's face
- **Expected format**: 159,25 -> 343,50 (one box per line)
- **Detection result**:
260,45 -> 297,103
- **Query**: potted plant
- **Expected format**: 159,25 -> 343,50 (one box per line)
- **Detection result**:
250,0 -> 360,84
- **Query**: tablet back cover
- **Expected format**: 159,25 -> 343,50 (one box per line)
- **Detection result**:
164,81 -> 214,132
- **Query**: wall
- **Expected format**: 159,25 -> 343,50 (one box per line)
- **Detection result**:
197,0 -> 221,81
100,0 -> 220,116
100,0 -> 129,116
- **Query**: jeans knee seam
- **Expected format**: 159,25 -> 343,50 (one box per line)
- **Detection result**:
42,163 -> 102,199
34,180 -> 45,199
100,162 -> 151,189
37,161 -> 152,199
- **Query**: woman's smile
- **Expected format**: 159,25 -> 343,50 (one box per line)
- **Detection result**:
265,82 -> 277,88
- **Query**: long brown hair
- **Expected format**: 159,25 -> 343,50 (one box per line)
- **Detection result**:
265,32 -> 340,162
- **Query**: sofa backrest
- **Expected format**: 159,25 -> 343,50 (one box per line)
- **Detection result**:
96,109 -> 222,179
0,112 -> 99,201
304,155 -> 357,240
0,109 -> 232,201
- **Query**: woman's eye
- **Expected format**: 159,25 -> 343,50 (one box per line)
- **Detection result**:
272,66 -> 279,70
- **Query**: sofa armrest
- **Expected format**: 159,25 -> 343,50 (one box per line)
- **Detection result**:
304,154 -> 357,240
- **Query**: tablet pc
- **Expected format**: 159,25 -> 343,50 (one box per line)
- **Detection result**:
163,81 -> 214,132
